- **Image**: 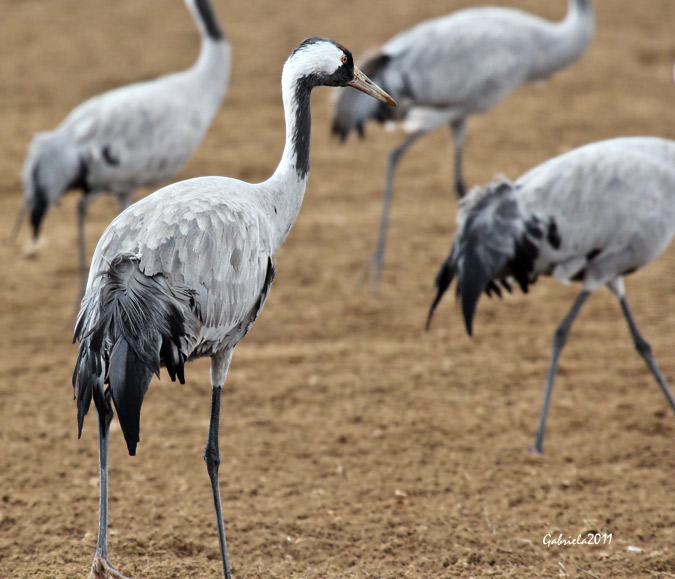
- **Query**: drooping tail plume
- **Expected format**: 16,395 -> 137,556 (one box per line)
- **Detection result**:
426,180 -> 541,335
73,253 -> 193,455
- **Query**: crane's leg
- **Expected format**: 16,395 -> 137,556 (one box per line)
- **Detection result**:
529,290 -> 590,455
361,130 -> 426,295
206,349 -> 234,579
9,202 -> 27,244
89,390 -> 131,579
617,295 -> 675,413
450,118 -> 467,199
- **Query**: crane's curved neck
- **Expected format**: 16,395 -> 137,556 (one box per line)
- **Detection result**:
263,61 -> 315,251
187,0 -> 225,42
529,0 -> 594,80
184,0 -> 230,99
570,0 -> 593,16
277,73 -> 313,181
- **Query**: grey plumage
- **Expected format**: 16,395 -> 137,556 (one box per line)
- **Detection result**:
332,0 -> 595,294
427,136 -> 675,454
21,0 -> 231,296
73,253 -> 194,454
72,37 -> 395,579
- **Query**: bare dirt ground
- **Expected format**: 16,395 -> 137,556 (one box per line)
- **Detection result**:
1,1 -> 675,577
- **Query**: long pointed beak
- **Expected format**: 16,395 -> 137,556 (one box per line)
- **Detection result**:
347,66 -> 396,107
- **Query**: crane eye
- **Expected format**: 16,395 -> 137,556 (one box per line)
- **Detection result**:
341,55 -> 348,64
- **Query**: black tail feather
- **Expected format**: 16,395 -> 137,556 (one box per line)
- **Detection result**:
426,253 -> 456,331
426,179 -> 541,336
73,253 -> 190,455
108,337 -> 154,456
458,242 -> 502,337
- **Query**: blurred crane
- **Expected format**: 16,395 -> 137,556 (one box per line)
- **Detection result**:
332,0 -> 595,294
72,37 -> 394,579
19,0 -> 231,296
426,137 -> 675,455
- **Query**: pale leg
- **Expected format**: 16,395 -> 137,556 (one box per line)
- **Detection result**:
89,390 -> 130,579
529,290 -> 590,455
205,349 -> 234,578
618,295 -> 675,412
361,130 -> 426,295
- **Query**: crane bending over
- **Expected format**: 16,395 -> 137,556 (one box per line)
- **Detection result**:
332,0 -> 594,294
72,37 -> 394,579
20,0 -> 231,296
426,137 -> 675,455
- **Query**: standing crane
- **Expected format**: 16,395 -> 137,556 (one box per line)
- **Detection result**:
19,0 -> 231,297
332,0 -> 594,294
72,37 -> 395,579
426,137 -> 675,455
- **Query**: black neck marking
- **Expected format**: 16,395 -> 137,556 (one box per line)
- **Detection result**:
574,0 -> 593,13
194,0 -> 224,41
291,75 -> 318,180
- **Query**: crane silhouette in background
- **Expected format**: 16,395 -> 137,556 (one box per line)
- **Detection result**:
332,0 -> 594,294
426,137 -> 675,455
19,0 -> 231,296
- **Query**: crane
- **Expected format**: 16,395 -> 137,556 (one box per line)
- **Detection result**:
426,137 -> 675,455
72,37 -> 395,579
332,0 -> 594,294
19,0 -> 231,297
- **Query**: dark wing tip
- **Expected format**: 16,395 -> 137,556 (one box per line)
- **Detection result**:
458,257 -> 489,338
425,255 -> 457,331
461,294 -> 476,337
108,337 -> 153,457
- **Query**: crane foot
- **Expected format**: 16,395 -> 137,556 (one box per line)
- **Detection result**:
88,555 -> 132,579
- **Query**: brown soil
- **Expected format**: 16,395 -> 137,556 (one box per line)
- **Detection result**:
2,1 -> 675,578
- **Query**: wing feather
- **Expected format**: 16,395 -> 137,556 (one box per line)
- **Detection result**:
88,177 -> 274,350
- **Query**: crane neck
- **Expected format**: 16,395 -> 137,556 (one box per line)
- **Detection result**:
184,0 -> 230,101
528,0 -> 594,80
192,33 -> 231,79
561,0 -> 595,48
262,61 -> 316,251
186,0 -> 225,42
277,69 -> 313,182
569,0 -> 593,17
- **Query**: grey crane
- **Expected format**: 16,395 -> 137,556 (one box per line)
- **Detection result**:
332,0 -> 594,294
426,137 -> 675,455
19,0 -> 231,296
72,37 -> 394,579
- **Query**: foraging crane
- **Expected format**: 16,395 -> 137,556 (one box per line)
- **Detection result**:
72,37 -> 395,579
332,0 -> 594,294
426,137 -> 675,455
20,0 -> 231,296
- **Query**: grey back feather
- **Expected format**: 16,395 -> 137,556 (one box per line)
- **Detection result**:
87,177 -> 277,359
